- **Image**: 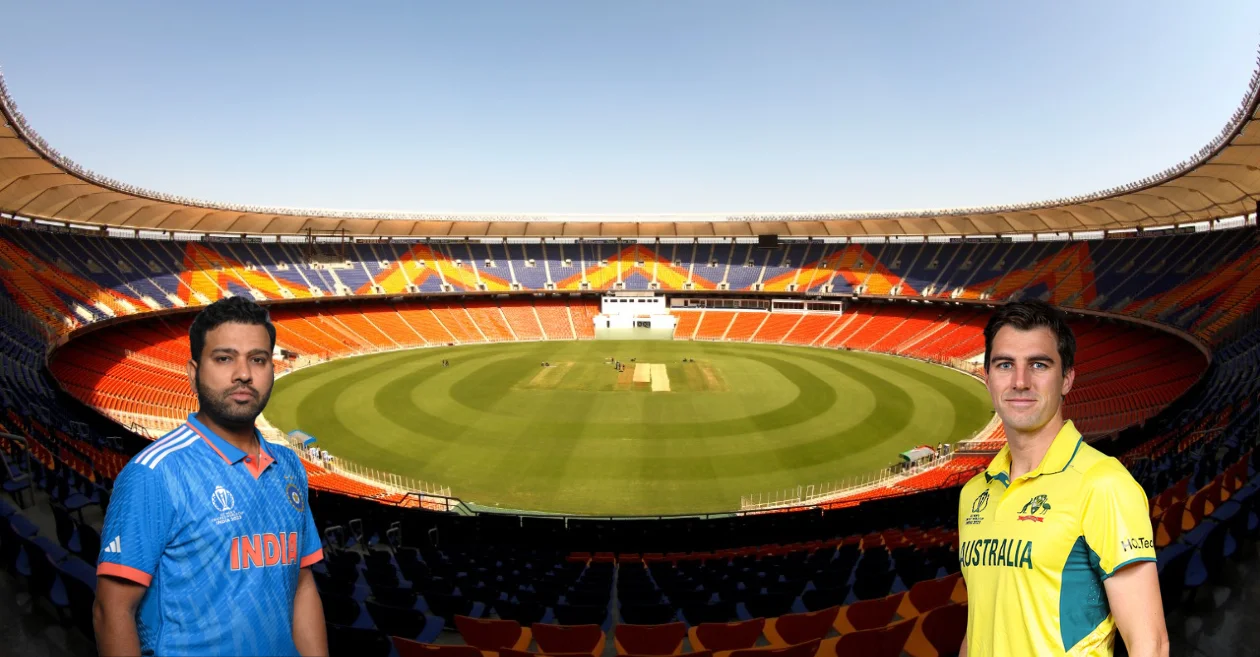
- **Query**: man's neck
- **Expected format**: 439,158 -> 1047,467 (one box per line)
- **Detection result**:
196,411 -> 259,457
1006,415 -> 1065,480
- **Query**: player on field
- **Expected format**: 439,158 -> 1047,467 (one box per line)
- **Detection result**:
958,300 -> 1167,657
94,297 -> 327,656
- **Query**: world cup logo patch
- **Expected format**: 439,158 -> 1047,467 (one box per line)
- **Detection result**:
212,486 -> 235,513
286,482 -> 304,513
211,485 -> 244,525
971,490 -> 990,514
965,489 -> 989,526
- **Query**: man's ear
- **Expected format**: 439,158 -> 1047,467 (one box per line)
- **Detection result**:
1061,366 -> 1075,398
187,359 -> 198,396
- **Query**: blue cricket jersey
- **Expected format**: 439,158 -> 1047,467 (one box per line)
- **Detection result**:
97,413 -> 323,656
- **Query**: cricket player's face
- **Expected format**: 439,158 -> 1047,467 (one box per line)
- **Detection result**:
188,322 -> 274,430
986,326 -> 1074,435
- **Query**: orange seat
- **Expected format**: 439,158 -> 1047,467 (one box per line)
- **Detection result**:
1222,455 -> 1250,494
614,622 -> 687,656
903,603 -> 968,657
896,573 -> 961,618
879,617 -> 917,655
833,592 -> 903,634
500,650 -> 599,657
392,638 -> 483,657
455,615 -> 533,656
688,618 -> 765,652
1154,500 -> 1187,548
824,616 -> 915,657
949,577 -> 967,605
763,606 -> 840,647
532,623 -> 606,657
623,652 -> 710,657
1182,483 -> 1219,532
725,639 -> 820,657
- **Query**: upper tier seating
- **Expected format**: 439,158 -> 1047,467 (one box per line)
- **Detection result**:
1,224 -> 1255,346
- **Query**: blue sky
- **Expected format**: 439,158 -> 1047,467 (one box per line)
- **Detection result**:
3,1 -> 1258,214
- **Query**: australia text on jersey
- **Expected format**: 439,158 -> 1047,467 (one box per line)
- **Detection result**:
960,537 -> 1034,569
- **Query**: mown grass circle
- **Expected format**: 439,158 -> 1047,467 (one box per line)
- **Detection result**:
265,340 -> 992,515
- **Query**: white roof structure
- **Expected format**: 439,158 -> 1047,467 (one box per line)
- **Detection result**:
2,51 -> 1259,238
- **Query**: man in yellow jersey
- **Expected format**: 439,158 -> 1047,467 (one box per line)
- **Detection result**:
958,300 -> 1167,657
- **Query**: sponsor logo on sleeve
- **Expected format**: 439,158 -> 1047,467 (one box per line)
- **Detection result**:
1120,537 -> 1154,552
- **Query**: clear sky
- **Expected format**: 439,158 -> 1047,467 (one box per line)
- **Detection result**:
3,1 -> 1258,215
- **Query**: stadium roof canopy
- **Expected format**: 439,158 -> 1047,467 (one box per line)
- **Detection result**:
2,56 -> 1259,239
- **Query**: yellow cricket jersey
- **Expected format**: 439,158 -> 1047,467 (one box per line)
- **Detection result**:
958,420 -> 1156,656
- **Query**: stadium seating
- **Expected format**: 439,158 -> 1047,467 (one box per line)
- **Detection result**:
0,225 -> 1256,348
722,312 -> 767,342
692,312 -> 737,341
613,621 -> 687,655
2,222 -> 1260,657
498,300 -> 545,341
749,313 -> 801,344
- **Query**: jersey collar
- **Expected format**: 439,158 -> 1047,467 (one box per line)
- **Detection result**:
984,420 -> 1083,485
185,413 -> 275,479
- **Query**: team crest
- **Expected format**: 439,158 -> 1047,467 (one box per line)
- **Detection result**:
286,482 -> 304,513
1018,494 -> 1051,522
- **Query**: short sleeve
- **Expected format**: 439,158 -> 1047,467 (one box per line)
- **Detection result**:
1081,461 -> 1156,578
97,462 -> 176,586
297,469 -> 323,568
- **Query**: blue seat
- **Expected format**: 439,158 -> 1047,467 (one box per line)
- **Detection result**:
680,599 -> 737,625
51,471 -> 99,517
553,602 -> 609,628
363,599 -> 444,644
51,503 -> 82,554
620,601 -> 677,625
58,556 -> 98,639
1157,543 -> 1194,611
75,522 -> 101,567
492,599 -> 547,627
325,623 -> 392,657
18,533 -> 71,619
742,591 -> 796,620
0,451 -> 32,509
425,593 -> 484,629
8,512 -> 38,539
320,591 -> 376,630
0,512 -> 35,574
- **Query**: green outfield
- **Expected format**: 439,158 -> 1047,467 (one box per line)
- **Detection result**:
265,340 -> 993,516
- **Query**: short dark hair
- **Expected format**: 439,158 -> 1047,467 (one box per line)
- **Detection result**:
189,296 -> 276,363
983,300 -> 1076,372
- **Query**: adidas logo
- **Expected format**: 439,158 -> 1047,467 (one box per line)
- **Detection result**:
103,536 -> 121,554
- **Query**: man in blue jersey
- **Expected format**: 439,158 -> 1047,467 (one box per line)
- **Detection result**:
94,297 -> 327,656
